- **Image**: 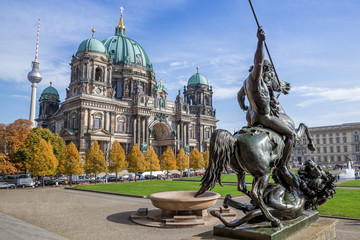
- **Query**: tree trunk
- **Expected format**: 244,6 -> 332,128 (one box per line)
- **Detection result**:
134,172 -> 137,182
70,174 -> 72,187
116,172 -> 118,183
95,174 -> 97,185
42,176 -> 45,187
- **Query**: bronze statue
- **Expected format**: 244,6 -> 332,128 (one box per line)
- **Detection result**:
237,27 -> 315,189
195,28 -> 335,228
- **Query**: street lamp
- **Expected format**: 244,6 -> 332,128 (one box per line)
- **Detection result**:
184,144 -> 190,177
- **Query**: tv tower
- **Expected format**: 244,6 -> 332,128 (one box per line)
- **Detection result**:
27,19 -> 42,127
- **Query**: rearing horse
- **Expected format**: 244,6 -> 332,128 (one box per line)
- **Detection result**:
195,124 -> 313,228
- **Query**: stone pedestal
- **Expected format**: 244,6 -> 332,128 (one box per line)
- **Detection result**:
213,211 -> 322,240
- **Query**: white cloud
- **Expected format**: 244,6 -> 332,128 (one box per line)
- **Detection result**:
292,86 -> 360,107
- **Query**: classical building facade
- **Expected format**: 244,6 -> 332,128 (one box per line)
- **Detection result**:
36,12 -> 218,157
291,122 -> 360,167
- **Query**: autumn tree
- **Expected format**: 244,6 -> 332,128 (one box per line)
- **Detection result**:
202,151 -> 210,169
85,141 -> 107,184
52,134 -> 66,170
108,140 -> 127,182
58,142 -> 84,186
0,119 -> 32,172
127,144 -> 146,182
189,148 -> 204,170
176,148 -> 188,176
144,146 -> 160,177
28,139 -> 58,187
160,146 -> 176,177
0,154 -> 18,175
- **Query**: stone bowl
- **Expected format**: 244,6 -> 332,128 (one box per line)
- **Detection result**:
149,191 -> 220,211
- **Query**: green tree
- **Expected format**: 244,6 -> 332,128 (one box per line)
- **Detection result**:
85,140 -> 107,184
28,139 -> 58,187
160,146 -> 176,177
127,144 -> 146,182
190,148 -> 204,170
144,146 -> 160,177
108,140 -> 127,182
59,142 -> 84,186
52,134 -> 66,172
202,150 -> 210,169
176,148 -> 188,176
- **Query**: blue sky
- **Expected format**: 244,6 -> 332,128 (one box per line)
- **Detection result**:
0,0 -> 360,131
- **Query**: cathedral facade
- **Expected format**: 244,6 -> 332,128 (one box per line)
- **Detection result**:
36,12 -> 218,157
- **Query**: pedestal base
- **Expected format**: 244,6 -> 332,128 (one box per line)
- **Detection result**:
214,211 -> 320,240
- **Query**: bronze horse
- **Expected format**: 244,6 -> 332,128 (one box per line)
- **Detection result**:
195,125 -> 316,228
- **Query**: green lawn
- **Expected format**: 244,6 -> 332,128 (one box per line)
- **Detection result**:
338,180 -> 360,187
73,180 -> 244,197
317,189 -> 360,219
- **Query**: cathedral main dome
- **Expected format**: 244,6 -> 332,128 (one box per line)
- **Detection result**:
102,35 -> 153,71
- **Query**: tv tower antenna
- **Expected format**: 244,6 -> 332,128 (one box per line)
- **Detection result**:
28,19 -> 42,127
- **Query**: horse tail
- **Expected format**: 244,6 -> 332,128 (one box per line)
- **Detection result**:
195,129 -> 236,197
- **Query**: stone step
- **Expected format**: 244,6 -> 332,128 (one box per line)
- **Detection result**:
165,219 -> 204,228
173,215 -> 197,222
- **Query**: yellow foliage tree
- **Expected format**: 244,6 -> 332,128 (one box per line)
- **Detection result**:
59,142 -> 84,186
176,148 -> 188,176
189,148 -> 204,170
127,144 -> 146,181
202,151 -> 210,169
160,146 -> 176,177
85,140 -> 107,184
144,146 -> 160,174
108,140 -> 127,182
28,139 -> 58,187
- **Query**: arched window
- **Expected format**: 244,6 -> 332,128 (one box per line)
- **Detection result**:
95,67 -> 102,81
118,120 -> 125,132
75,67 -> 80,81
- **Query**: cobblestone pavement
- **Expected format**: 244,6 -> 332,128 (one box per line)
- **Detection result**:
0,187 -> 359,240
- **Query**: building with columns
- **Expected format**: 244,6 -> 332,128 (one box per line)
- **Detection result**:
36,12 -> 218,157
291,122 -> 360,168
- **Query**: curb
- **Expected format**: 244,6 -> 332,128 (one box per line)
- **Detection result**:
320,215 -> 360,221
64,187 -> 147,198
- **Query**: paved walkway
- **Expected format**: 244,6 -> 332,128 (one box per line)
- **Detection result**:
0,187 -> 359,240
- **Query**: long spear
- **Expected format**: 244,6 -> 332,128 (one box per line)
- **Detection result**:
248,0 -> 282,92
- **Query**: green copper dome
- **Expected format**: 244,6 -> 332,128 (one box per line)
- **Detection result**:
188,71 -> 209,86
77,37 -> 107,54
40,83 -> 59,100
102,35 -> 153,71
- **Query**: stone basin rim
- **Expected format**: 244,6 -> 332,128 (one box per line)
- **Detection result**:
148,191 -> 221,202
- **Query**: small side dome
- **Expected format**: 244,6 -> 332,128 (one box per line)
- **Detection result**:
77,37 -> 107,54
187,67 -> 209,86
41,82 -> 59,100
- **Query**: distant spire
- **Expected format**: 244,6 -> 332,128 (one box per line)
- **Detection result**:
50,81 -> 53,85
116,6 -> 126,36
34,19 -> 40,62
196,66 -> 199,73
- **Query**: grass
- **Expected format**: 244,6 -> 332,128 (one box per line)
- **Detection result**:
317,189 -> 360,219
73,180 -> 360,219
73,180 -> 244,197
338,180 -> 360,187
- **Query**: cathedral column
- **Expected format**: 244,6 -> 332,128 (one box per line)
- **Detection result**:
79,108 -> 86,153
133,116 -> 137,144
177,122 -> 180,150
88,110 -> 92,130
105,111 -> 110,132
199,125 -> 204,152
145,117 -> 149,144
186,123 -> 190,146
137,116 -> 141,144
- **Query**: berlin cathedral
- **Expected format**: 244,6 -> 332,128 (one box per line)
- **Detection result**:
36,11 -> 218,157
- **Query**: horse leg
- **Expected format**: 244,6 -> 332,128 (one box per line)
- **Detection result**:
236,170 -> 250,196
223,194 -> 255,213
277,137 -> 296,189
296,123 -> 315,151
251,174 -> 282,228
